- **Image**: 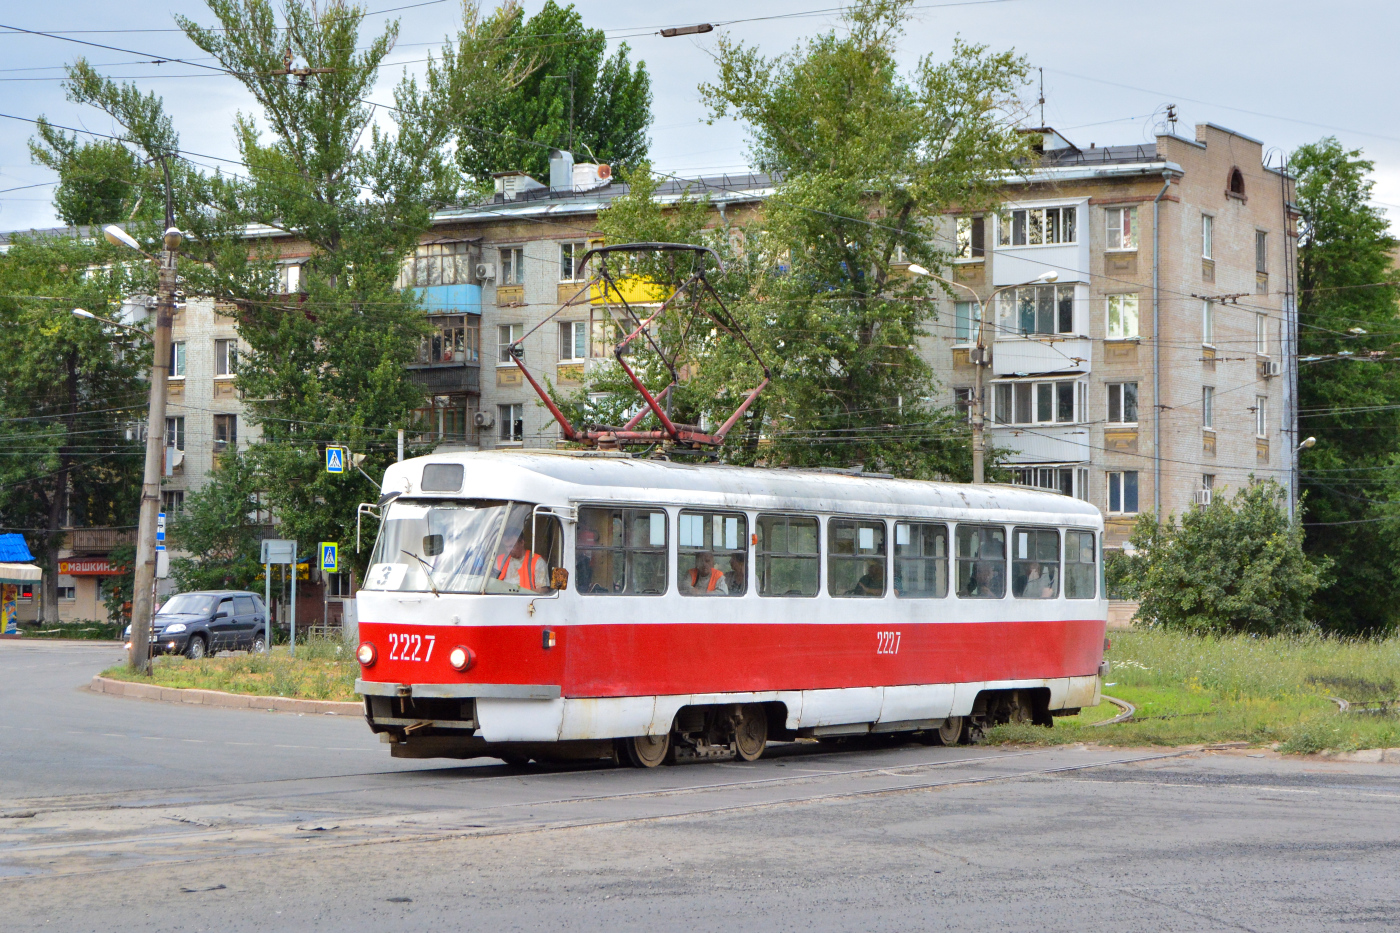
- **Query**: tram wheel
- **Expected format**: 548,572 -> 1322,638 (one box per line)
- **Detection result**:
732,704 -> 768,762
935,716 -> 964,746
622,733 -> 671,768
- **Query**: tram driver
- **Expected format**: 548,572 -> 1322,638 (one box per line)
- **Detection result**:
682,550 -> 729,595
493,528 -> 551,593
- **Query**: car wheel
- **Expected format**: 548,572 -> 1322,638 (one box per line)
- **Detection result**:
251,631 -> 266,654
185,635 -> 208,660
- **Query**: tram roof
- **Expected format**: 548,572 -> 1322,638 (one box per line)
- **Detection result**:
384,451 -> 1102,528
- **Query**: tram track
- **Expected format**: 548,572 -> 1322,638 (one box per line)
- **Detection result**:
0,745 -> 1188,883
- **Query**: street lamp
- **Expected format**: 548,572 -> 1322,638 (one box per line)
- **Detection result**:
907,263 -> 1057,484
1297,436 -> 1316,451
104,223 -> 184,674
71,307 -> 152,342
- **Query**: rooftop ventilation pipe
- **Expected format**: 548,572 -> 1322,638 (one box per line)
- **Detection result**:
549,149 -> 575,193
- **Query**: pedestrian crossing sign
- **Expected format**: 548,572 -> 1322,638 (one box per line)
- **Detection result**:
320,542 -> 338,573
325,446 -> 346,474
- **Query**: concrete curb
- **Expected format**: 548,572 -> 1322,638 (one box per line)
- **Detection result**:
89,675 -> 362,716
1317,747 -> 1400,764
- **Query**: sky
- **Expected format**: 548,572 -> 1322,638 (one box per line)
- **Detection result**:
1,0 -> 1396,233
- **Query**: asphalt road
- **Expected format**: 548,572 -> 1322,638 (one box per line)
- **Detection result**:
2,641 -> 1399,932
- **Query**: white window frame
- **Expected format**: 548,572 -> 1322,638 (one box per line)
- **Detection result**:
996,205 -> 1077,248
1106,382 -> 1139,425
953,300 -> 980,345
1202,386 -> 1215,430
499,246 -> 525,286
996,283 -> 1078,339
497,323 -> 523,366
1202,214 -> 1213,260
169,341 -> 187,378
498,403 -> 524,443
165,415 -> 185,451
161,490 -> 185,514
1107,471 -> 1140,514
559,320 -> 587,362
991,378 -> 1085,426
1202,300 -> 1215,347
1255,231 -> 1268,274
954,216 -> 986,261
1255,396 -> 1268,438
1256,313 -> 1269,356
1106,294 -> 1139,339
57,585 -> 76,600
215,338 -> 237,377
1105,206 -> 1138,251
560,241 -> 587,282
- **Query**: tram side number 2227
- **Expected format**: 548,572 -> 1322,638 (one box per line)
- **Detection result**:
876,631 -> 901,655
387,632 -> 435,663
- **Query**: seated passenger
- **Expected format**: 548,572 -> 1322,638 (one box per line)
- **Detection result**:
683,550 -> 728,595
494,534 -> 549,591
848,560 -> 885,596
968,561 -> 1001,597
726,553 -> 747,594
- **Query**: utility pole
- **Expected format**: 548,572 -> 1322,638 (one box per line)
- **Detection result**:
122,159 -> 182,674
907,264 -> 1057,484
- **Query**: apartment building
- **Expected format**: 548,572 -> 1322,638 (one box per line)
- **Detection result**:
924,123 -> 1295,547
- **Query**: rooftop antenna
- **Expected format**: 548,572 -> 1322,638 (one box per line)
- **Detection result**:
1038,68 -> 1045,126
1166,103 -> 1178,135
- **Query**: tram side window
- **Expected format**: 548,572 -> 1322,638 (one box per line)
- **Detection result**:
678,510 -> 747,596
575,507 -> 668,595
828,519 -> 886,597
1011,527 -> 1060,599
895,522 -> 948,598
955,524 -> 1006,598
1065,530 -> 1097,599
757,514 -> 820,597
486,509 -> 563,594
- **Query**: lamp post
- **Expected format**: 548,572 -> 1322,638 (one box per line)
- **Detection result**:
907,264 -> 1058,484
102,222 -> 183,674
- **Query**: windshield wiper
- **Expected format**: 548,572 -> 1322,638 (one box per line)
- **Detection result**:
401,550 -> 441,597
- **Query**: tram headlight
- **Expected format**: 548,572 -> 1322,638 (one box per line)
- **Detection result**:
448,646 -> 475,672
356,642 -> 377,667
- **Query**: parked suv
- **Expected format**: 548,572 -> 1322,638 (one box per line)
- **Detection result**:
123,590 -> 268,659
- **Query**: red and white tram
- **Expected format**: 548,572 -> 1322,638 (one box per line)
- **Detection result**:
354,451 -> 1107,766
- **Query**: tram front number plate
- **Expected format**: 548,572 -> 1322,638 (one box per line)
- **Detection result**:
386,632 -> 436,663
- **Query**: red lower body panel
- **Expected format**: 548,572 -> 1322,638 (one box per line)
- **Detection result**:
357,619 -> 1106,697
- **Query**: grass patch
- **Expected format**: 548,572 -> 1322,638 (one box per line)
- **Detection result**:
21,620 -> 125,640
984,629 -> 1400,753
100,635 -> 359,702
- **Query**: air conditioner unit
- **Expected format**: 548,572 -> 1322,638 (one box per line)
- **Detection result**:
1264,359 -> 1282,378
473,410 -> 495,428
475,262 -> 496,281
1193,489 -> 1213,506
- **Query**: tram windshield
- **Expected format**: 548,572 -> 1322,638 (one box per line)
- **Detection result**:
364,499 -> 560,595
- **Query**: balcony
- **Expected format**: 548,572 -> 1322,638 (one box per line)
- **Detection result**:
408,363 -> 480,395
66,527 -> 137,552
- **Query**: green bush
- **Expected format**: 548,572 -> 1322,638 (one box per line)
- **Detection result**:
1117,479 -> 1330,635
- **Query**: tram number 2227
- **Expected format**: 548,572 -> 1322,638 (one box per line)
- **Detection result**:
387,632 -> 435,663
876,631 -> 901,655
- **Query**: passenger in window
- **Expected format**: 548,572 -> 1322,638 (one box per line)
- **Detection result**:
726,554 -> 747,594
848,560 -> 885,597
683,551 -> 728,595
967,561 -> 1002,598
1014,560 -> 1056,599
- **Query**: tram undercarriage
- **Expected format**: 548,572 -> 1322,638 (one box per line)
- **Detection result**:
364,689 -> 1082,767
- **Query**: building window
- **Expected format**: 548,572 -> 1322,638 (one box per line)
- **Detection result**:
997,284 -> 1076,337
497,323 -> 523,364
498,403 -> 523,442
499,246 -> 524,285
953,387 -> 974,423
1202,300 -> 1215,346
165,416 -> 185,451
1202,386 -> 1215,429
954,300 -> 980,344
1255,231 -> 1268,273
992,379 -> 1083,425
169,341 -> 186,377
1105,206 -> 1138,251
1255,396 -> 1268,437
419,315 -> 480,365
955,216 -> 986,260
1106,294 -> 1139,339
215,338 -> 237,377
1203,473 -> 1215,493
57,586 -> 76,600
1107,471 -> 1139,514
560,241 -> 588,282
277,262 -> 303,294
412,396 -> 472,442
398,241 -> 473,288
590,309 -> 618,357
559,320 -> 587,362
213,414 -> 237,452
1229,168 -> 1246,198
1107,382 -> 1138,424
161,490 -> 185,513
997,206 -> 1076,247
1202,214 -> 1213,259
251,491 -> 274,525
1256,313 -> 1269,355
1011,465 -> 1077,497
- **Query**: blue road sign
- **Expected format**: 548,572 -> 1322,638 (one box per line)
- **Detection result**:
325,446 -> 346,474
320,542 -> 339,573
156,511 -> 166,551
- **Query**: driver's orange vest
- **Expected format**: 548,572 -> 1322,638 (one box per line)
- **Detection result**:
495,552 -> 542,589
